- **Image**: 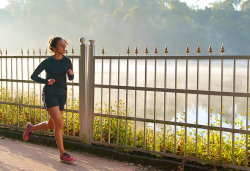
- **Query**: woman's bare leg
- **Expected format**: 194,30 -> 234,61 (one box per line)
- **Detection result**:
30,117 -> 55,132
30,111 -> 63,132
45,106 -> 65,155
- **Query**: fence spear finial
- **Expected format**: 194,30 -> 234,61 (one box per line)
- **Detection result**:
135,46 -> 138,56
27,48 -> 29,56
33,48 -> 35,56
72,46 -> 74,55
208,43 -> 213,56
164,45 -> 168,56
154,45 -> 158,56
0,49 -> 2,56
45,48 -> 47,56
65,49 -> 68,56
220,43 -> 225,56
102,46 -> 105,56
186,44 -> 190,56
197,44 -> 201,56
39,47 -> 41,56
6,49 -> 7,56
127,46 -> 130,56
145,45 -> 148,55
21,48 -> 23,56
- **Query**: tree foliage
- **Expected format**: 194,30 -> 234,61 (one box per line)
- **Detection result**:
0,0 -> 250,55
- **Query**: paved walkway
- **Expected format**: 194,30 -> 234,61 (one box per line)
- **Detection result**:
0,137 -> 137,171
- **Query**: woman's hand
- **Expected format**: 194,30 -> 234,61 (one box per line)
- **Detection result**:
67,69 -> 74,75
47,79 -> 55,85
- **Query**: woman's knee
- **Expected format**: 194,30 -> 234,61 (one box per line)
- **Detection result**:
55,121 -> 64,130
47,106 -> 64,130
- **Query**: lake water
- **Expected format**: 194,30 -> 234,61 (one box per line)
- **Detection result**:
94,59 -> 250,131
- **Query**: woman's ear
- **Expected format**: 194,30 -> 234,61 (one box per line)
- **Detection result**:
51,47 -> 56,52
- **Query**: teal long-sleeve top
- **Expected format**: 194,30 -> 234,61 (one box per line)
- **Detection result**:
31,55 -> 74,95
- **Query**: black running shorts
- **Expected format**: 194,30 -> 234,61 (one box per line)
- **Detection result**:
42,92 -> 67,111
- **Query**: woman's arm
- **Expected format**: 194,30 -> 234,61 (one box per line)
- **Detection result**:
31,60 -> 48,84
67,60 -> 74,81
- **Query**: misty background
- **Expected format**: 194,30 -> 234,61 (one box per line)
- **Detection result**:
1,0 -> 250,129
1,0 -> 250,56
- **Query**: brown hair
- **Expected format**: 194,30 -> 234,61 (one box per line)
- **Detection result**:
48,36 -> 68,53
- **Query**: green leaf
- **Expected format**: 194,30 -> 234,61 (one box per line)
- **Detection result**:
201,161 -> 208,165
218,160 -> 223,165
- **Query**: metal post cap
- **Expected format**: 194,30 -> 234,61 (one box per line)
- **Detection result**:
89,40 -> 95,45
80,37 -> 86,45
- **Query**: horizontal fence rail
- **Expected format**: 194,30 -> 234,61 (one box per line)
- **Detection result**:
94,55 -> 250,59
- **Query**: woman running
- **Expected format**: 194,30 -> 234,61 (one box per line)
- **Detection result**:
23,36 -> 76,164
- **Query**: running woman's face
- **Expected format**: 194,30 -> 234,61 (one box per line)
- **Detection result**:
54,39 -> 66,55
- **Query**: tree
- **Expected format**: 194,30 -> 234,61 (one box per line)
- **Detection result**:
5,0 -> 25,16
236,15 -> 250,53
232,0 -> 243,9
241,0 -> 250,13
1,0 -> 250,56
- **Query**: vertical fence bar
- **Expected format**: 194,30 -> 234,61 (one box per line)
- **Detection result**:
11,57 -> 13,125
100,51 -> 104,142
174,58 -> 177,154
220,58 -> 223,161
33,58 -> 36,125
144,56 -> 147,149
72,57 -> 75,136
108,58 -> 111,144
185,58 -> 188,156
208,58 -> 211,157
79,37 -> 87,143
27,55 -> 30,121
163,56 -> 167,153
21,57 -> 24,126
125,58 -> 129,146
6,54 -> 8,125
135,57 -> 137,148
153,56 -> 156,152
86,40 -> 95,144
117,57 -> 120,145
16,57 -> 19,127
196,58 -> 199,157
246,58 -> 249,167
232,58 -> 236,165
39,57 -> 42,124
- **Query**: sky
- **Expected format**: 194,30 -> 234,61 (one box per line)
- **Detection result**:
0,0 -> 225,9
180,0 -> 221,8
180,0 -> 245,10
0,0 -> 246,9
0,0 -> 8,9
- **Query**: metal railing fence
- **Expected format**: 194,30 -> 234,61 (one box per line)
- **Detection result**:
90,51 -> 250,170
1,39 -> 250,170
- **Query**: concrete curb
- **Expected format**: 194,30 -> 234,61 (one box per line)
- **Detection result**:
0,127 -> 227,171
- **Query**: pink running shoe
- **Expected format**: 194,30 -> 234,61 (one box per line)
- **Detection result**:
60,152 -> 76,164
23,122 -> 33,141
